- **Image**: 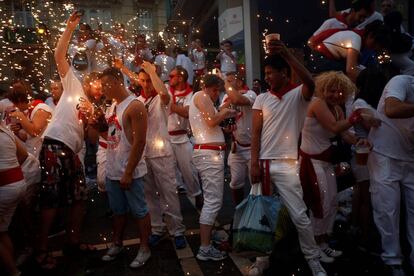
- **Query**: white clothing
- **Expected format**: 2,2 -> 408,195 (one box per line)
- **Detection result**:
0,127 -> 20,170
175,54 -> 194,85
193,149 -> 225,225
171,142 -> 201,197
167,86 -> 193,144
368,75 -> 414,162
129,47 -> 154,73
105,95 -> 147,180
0,179 -> 26,231
93,41 -> 110,72
219,51 -> 237,73
189,93 -> 225,145
300,116 -> 335,154
323,30 -> 362,59
96,141 -> 107,192
43,68 -> 86,153
268,160 -> 320,260
45,97 -> 57,111
252,86 -> 309,160
390,52 -> 414,76
368,152 -> 414,266
312,18 -> 348,36
144,156 -> 185,236
309,159 -> 337,236
154,54 -> 175,82
221,90 -> 256,145
0,98 -> 14,122
191,49 -> 206,70
228,144 -> 251,189
25,103 -> 52,158
137,95 -> 173,158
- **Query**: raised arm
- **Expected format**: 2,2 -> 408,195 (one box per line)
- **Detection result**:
272,41 -> 315,100
329,0 -> 341,18
250,109 -> 263,184
55,12 -> 81,78
141,61 -> 170,105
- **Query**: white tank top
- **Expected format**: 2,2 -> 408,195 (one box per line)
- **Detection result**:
300,116 -> 335,155
189,93 -> 225,145
0,125 -> 20,170
106,95 -> 147,180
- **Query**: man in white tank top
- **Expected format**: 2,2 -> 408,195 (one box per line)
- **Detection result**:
167,66 -> 202,208
251,43 -> 326,276
98,67 -> 151,268
189,74 -> 237,261
129,61 -> 187,249
220,72 -> 257,205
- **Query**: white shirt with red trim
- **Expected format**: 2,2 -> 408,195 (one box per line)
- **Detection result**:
252,85 -> 309,160
323,30 -> 362,59
167,85 -> 193,144
137,94 -> 173,158
191,49 -> 206,70
43,68 -> 87,153
221,90 -> 257,145
368,75 -> 414,162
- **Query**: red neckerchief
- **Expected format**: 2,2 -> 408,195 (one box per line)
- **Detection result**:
28,99 -> 44,118
335,12 -> 349,25
139,89 -> 157,100
107,106 -> 122,130
269,82 -> 299,100
169,83 -> 192,104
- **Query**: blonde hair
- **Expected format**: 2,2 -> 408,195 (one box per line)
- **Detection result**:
315,71 -> 356,103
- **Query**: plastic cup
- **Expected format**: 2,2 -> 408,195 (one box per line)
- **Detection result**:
355,144 -> 370,165
265,33 -> 280,44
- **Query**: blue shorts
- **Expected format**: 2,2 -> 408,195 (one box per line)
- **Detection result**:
105,177 -> 148,218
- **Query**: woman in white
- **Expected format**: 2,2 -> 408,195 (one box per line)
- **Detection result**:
0,104 -> 28,276
299,71 -> 371,261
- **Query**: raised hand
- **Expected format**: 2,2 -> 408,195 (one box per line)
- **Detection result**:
66,11 -> 82,31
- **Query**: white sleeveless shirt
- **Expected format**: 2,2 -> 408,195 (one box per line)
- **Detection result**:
189,93 -> 224,145
300,116 -> 335,155
105,95 -> 147,180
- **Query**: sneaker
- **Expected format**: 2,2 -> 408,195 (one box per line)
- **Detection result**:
307,258 -> 327,276
177,186 -> 187,195
130,248 -> 151,268
148,234 -> 164,247
322,247 -> 343,258
319,250 -> 335,263
174,236 -> 187,249
247,256 -> 269,276
389,265 -> 406,276
196,245 -> 227,261
102,244 -> 123,261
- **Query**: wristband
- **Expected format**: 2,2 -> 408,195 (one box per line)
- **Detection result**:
348,110 -> 362,125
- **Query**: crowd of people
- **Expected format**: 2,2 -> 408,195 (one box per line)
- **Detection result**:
0,0 -> 413,276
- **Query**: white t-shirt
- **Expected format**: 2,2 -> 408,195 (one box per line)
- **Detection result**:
45,97 -> 56,111
323,30 -> 362,59
221,90 -> 257,145
312,18 -> 348,36
176,54 -> 194,85
191,49 -> 206,70
26,103 -> 52,158
368,75 -> 414,162
352,98 -> 376,138
252,85 -> 309,160
137,94 -> 173,158
220,51 -> 237,73
167,85 -> 193,144
154,54 -> 175,82
43,68 -> 87,153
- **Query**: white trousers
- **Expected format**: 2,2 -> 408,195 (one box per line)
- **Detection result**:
171,142 -> 201,196
309,159 -> 337,236
368,152 -> 414,266
228,145 -> 251,189
269,159 -> 320,260
144,156 -> 185,236
193,149 -> 224,226
96,145 -> 107,192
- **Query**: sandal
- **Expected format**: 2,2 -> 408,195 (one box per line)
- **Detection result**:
63,242 -> 98,256
33,250 -> 57,270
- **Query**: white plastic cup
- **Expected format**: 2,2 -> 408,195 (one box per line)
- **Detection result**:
265,33 -> 280,44
355,144 -> 370,165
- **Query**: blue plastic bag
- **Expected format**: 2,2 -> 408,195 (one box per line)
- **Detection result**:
232,183 -> 283,253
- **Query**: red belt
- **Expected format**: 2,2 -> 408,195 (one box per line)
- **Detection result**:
0,167 -> 24,186
194,144 -> 226,151
168,130 -> 188,136
99,141 -> 108,149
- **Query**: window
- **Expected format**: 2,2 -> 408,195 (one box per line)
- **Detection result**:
137,8 -> 153,33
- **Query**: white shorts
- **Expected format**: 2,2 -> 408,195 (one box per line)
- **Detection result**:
0,180 -> 26,232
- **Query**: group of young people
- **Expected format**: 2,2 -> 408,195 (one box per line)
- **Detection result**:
1,1 -> 414,276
